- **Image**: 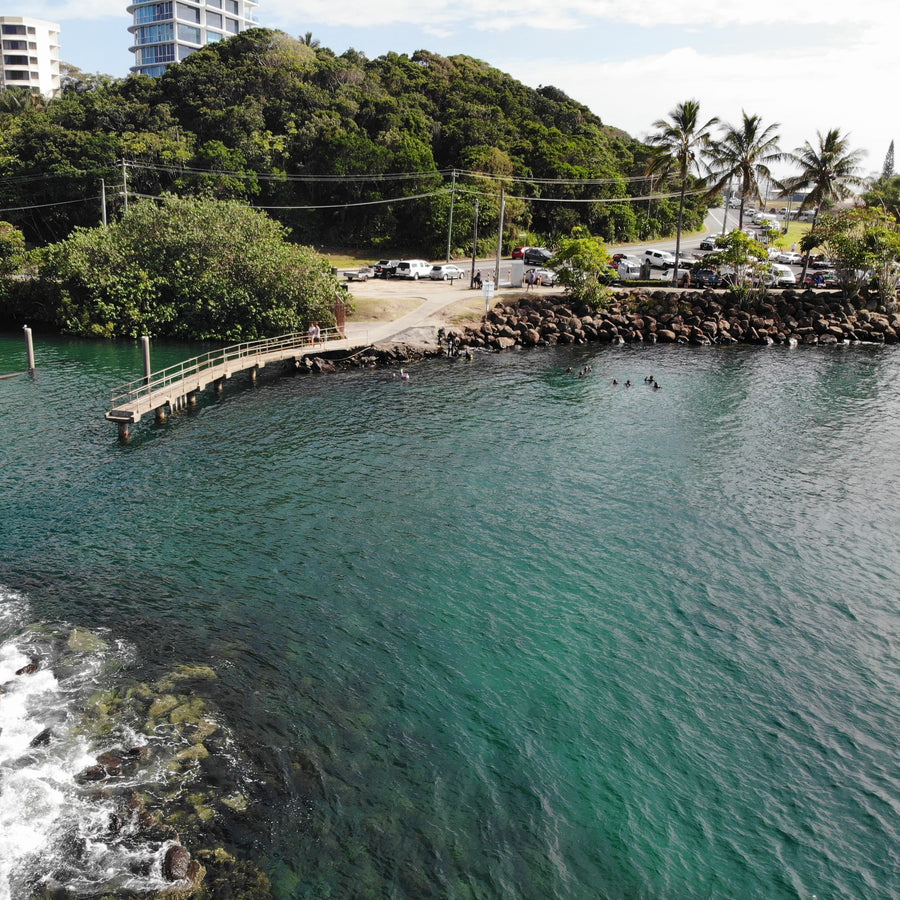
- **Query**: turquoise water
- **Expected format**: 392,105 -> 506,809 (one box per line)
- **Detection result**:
2,331 -> 900,898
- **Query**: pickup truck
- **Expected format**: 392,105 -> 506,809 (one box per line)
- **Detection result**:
345,266 -> 374,282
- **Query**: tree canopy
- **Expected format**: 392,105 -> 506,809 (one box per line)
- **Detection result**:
0,30 -> 704,254
37,196 -> 342,340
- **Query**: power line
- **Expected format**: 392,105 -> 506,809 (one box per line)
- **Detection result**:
0,196 -> 99,213
122,159 -> 662,189
252,189 -> 450,210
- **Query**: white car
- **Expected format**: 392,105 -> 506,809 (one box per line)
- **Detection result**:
775,251 -> 802,265
528,267 -> 557,286
394,259 -> 431,279
757,263 -> 796,287
429,264 -> 463,281
642,248 -> 677,269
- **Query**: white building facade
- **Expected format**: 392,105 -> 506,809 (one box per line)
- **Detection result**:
0,16 -> 61,97
128,0 -> 259,77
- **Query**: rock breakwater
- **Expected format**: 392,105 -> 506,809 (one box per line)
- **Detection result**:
454,289 -> 900,350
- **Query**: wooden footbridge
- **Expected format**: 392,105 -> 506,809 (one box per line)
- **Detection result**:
105,327 -> 353,440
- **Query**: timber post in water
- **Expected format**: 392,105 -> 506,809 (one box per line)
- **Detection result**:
24,326 -> 35,374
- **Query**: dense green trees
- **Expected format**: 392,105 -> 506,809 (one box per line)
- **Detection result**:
0,30 -> 696,255
552,227 -> 613,309
804,207 -> 900,303
37,197 -> 342,340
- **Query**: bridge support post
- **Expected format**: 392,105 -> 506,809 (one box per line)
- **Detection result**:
187,390 -> 198,406
249,366 -> 258,383
117,421 -> 130,443
213,378 -> 224,394
156,404 -> 168,424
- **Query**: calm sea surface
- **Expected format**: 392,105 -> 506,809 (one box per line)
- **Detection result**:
2,330 -> 900,899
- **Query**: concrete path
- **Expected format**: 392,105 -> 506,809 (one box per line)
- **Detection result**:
341,275 -> 527,345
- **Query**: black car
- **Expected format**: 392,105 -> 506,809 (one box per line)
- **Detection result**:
523,247 -> 553,266
372,259 -> 398,278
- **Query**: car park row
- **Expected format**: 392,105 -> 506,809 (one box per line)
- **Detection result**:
346,232 -> 838,290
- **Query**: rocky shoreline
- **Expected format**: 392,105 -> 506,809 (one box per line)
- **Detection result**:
451,288 -> 900,351
293,289 -> 900,374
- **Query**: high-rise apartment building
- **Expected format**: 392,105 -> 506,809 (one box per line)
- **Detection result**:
0,16 -> 61,97
128,0 -> 259,77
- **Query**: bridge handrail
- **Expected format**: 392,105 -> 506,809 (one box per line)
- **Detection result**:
108,327 -> 343,408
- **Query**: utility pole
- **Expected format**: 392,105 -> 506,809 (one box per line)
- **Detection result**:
494,185 -> 505,288
470,198 -> 479,288
446,169 -> 456,263
100,178 -> 107,227
721,182 -> 732,236
121,160 -> 128,213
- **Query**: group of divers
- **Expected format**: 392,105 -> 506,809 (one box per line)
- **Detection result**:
412,330 -> 661,387
568,365 -> 661,389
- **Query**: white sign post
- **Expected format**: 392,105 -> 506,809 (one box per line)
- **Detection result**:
482,280 -> 495,312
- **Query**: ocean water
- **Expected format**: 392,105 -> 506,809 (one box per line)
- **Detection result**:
2,330 -> 900,899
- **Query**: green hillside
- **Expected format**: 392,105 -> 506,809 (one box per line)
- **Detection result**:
0,30 -> 707,253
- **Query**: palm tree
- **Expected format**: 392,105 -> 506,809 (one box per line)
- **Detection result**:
646,100 -> 718,283
300,31 -> 320,49
707,112 -> 782,230
779,128 -> 866,280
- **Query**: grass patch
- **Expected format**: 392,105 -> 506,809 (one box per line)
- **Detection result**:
439,296 -> 488,325
346,295 -> 423,323
769,221 -> 812,250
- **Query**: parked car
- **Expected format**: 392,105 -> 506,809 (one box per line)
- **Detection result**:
512,246 -> 530,259
802,270 -> 838,287
528,267 -> 557,286
612,252 -> 640,266
809,255 -> 833,269
394,259 -> 431,279
699,236 -> 719,251
642,248 -> 677,269
775,251 -> 802,265
616,261 -> 643,281
429,264 -> 463,281
768,263 -> 797,287
373,259 -> 398,278
523,247 -> 553,266
693,268 -> 721,287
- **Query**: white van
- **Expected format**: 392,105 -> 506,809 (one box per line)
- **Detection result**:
394,259 -> 431,279
767,263 -> 796,287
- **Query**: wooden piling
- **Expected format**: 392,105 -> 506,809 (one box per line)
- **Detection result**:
23,326 -> 35,374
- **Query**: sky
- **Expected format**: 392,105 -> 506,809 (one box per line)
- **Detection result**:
31,0 -> 896,181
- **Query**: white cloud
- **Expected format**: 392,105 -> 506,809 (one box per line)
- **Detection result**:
498,26 -> 895,174
258,0 -> 887,31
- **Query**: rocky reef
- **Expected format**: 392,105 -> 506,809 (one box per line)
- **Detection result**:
4,627 -> 272,900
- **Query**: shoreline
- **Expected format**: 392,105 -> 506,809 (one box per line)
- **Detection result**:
306,287 -> 900,373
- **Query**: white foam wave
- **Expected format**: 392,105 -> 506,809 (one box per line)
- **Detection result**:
0,608 -> 169,900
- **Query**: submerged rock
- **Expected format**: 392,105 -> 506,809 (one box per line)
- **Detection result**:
30,727 -> 52,747
67,627 -> 109,653
163,844 -> 192,881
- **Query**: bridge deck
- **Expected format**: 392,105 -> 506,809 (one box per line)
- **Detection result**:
106,329 -> 352,425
